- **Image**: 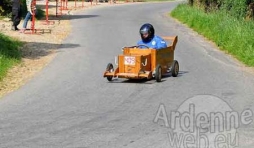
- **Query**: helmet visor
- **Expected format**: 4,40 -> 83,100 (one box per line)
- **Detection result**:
140,28 -> 149,35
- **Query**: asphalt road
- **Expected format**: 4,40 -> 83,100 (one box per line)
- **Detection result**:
1,1 -> 254,148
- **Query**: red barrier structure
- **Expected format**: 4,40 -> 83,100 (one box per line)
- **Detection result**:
110,0 -> 116,4
90,0 -> 98,6
82,0 -> 84,7
24,0 -> 36,34
25,0 -> 51,34
56,0 -> 63,17
42,0 -> 55,25
78,0 -> 85,8
70,0 -> 85,8
63,0 -> 69,10
59,0 -> 68,10
66,0 -> 69,9
79,0 -> 85,8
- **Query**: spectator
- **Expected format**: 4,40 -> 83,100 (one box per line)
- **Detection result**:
19,0 -> 36,33
11,0 -> 22,31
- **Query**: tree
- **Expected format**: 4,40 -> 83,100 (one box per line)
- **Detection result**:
0,0 -> 12,16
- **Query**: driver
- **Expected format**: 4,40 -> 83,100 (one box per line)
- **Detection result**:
137,23 -> 167,50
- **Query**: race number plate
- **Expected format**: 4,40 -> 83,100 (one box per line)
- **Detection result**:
124,56 -> 135,65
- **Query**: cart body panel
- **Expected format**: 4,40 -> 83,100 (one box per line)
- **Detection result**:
103,36 -> 178,81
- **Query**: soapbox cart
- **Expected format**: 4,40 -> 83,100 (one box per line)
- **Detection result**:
103,36 -> 179,82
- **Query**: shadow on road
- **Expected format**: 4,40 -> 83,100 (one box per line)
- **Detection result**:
108,79 -> 155,84
105,71 -> 188,84
47,14 -> 99,20
21,41 -> 80,60
163,71 -> 189,78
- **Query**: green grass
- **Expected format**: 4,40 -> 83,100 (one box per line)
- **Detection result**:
170,4 -> 254,66
0,33 -> 22,81
143,0 -> 173,2
116,0 -> 173,2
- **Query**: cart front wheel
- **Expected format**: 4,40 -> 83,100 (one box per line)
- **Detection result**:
155,64 -> 162,82
171,60 -> 179,77
106,63 -> 114,81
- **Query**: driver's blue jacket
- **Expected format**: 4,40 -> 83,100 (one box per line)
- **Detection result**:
137,35 -> 167,50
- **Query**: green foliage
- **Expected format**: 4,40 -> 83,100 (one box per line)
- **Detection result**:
171,4 -> 254,66
0,0 -> 12,16
143,0 -> 173,1
36,8 -> 45,20
1,0 -> 45,19
21,0 -> 27,17
220,0 -> 247,19
0,6 -> 4,15
187,0 -> 254,19
0,33 -> 22,80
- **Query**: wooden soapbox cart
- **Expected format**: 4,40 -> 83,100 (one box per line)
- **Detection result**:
103,36 -> 179,82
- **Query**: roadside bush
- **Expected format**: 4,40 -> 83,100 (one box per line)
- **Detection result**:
171,4 -> 254,66
0,0 -> 12,16
187,0 -> 254,19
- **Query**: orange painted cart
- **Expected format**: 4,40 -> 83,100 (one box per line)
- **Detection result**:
103,36 -> 179,82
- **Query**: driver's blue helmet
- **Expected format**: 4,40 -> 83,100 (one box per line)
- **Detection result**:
139,23 -> 155,43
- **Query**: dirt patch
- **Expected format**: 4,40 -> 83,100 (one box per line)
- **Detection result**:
0,18 -> 71,98
0,1 -> 120,98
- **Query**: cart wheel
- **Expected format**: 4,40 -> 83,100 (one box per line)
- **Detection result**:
155,64 -> 162,82
106,63 -> 114,81
171,60 -> 179,77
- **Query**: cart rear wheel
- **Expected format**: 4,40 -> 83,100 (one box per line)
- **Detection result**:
155,64 -> 162,82
171,60 -> 179,77
106,63 -> 114,81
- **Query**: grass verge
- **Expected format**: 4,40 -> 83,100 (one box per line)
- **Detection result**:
170,3 -> 254,66
143,0 -> 173,1
0,33 -> 22,81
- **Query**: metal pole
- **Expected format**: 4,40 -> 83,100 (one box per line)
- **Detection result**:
31,0 -> 36,34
